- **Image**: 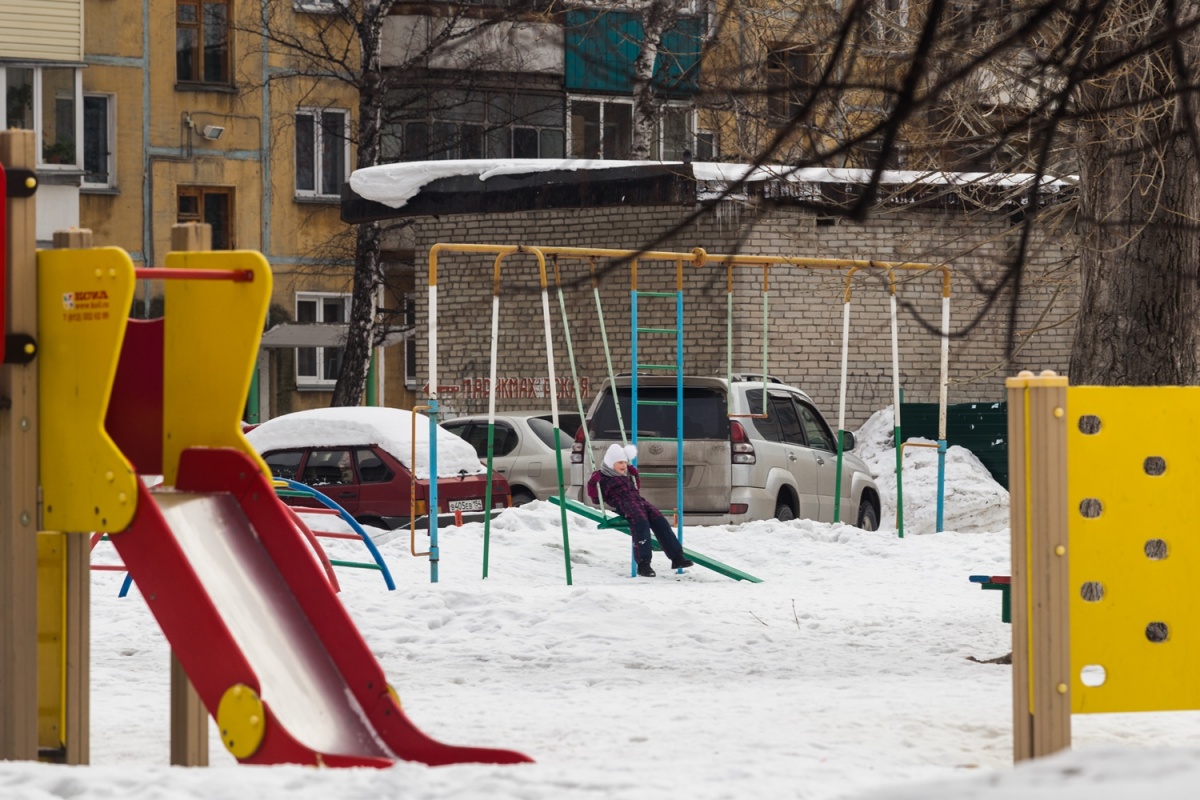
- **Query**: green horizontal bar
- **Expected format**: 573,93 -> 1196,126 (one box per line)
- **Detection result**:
638,471 -> 679,478
329,560 -> 382,571
637,400 -> 677,406
636,291 -> 678,298
637,436 -> 679,442
636,327 -> 677,334
640,364 -> 677,371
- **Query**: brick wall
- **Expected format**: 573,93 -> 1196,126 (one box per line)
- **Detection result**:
405,201 -> 1075,429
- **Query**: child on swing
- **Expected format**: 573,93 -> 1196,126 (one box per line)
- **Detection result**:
586,443 -> 694,577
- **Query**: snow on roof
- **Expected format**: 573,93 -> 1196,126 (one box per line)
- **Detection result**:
244,407 -> 484,480
348,158 -> 1074,210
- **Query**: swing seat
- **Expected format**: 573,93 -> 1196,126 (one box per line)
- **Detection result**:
547,496 -> 763,583
597,513 -> 630,531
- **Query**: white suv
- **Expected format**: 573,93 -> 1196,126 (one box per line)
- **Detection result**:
570,375 -> 881,529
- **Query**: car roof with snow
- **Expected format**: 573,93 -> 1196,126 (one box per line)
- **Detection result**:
245,406 -> 485,480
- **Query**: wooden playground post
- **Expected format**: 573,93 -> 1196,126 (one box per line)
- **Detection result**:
0,130 -> 40,761
168,222 -> 211,767
1007,369 -> 1071,762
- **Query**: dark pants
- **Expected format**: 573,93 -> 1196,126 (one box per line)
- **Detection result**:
632,514 -> 685,564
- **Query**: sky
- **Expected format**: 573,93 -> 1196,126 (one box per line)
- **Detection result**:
5,406 -> 1200,799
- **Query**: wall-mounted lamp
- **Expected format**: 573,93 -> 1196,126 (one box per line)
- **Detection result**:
201,124 -> 225,141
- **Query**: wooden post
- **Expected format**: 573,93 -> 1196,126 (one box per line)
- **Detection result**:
0,130 -> 40,761
39,228 -> 95,764
1008,369 -> 1072,762
168,222 -> 211,767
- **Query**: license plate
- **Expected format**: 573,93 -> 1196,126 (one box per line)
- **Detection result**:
448,498 -> 483,512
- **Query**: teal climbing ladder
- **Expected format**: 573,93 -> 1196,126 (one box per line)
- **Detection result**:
631,262 -> 685,575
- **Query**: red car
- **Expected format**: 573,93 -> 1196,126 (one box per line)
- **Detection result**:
246,407 -> 510,530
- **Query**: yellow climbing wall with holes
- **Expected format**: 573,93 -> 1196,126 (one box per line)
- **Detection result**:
1067,386 -> 1200,713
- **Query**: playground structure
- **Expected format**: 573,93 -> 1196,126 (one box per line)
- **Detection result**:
421,242 -> 954,584
90,480 -> 398,597
1007,370 -> 1200,761
1,135 -> 530,767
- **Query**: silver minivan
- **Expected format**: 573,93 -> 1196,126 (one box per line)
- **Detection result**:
570,375 -> 881,529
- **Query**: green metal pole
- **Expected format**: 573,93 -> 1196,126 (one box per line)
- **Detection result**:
366,347 -> 378,406
245,361 -> 260,424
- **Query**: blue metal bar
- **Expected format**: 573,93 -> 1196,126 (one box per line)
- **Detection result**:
280,478 -> 397,590
630,288 -> 638,578
676,289 -> 684,564
937,439 -> 947,532
429,401 -> 440,582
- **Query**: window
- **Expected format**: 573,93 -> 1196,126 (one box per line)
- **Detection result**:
865,0 -> 908,45
947,0 -> 1011,44
265,450 -> 303,480
766,46 -> 816,124
695,129 -> 716,161
590,387 -> 729,440
83,94 -> 115,188
177,186 -> 234,248
294,0 -> 342,12
403,293 -> 417,389
383,90 -> 564,162
1,66 -> 84,168
300,449 -> 353,486
355,449 -> 393,483
797,403 -> 835,452
296,293 -> 350,388
295,108 -> 349,198
568,98 -> 695,160
177,0 -> 231,84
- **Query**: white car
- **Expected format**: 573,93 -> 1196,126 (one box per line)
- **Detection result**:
570,375 -> 881,529
440,412 -> 579,505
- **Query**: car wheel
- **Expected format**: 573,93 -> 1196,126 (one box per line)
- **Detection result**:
356,516 -> 389,532
512,489 -> 536,506
774,498 -> 796,522
855,501 -> 879,532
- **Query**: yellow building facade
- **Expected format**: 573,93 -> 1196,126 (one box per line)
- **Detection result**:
73,0 -> 416,418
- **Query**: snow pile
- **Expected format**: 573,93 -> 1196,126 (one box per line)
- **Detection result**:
854,406 -> 1010,534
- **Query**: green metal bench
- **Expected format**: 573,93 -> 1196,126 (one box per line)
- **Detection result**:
969,574 -> 1011,623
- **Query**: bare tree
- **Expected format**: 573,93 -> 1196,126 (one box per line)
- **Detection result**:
683,0 -> 1200,385
257,0 -> 1200,394
245,0 -> 513,405
628,0 -> 696,158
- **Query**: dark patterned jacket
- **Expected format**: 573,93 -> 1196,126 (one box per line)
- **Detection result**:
586,466 -> 663,529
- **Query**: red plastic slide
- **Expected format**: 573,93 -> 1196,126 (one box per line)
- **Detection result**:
110,446 -> 531,767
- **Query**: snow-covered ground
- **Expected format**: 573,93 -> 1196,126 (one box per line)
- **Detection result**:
5,407 -> 1200,799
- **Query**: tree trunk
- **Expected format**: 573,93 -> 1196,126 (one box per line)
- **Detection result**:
332,220 -> 383,406
1069,4 -> 1200,385
331,6 -> 388,407
631,0 -> 672,160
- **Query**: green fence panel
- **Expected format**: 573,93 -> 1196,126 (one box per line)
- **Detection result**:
899,401 -> 1008,488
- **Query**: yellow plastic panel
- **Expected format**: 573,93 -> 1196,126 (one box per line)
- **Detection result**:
217,683 -> 266,759
37,247 -> 138,532
161,251 -> 272,485
1068,386 -> 1200,713
36,533 -> 66,752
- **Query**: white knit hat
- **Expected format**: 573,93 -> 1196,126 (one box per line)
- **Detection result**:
603,443 -> 638,469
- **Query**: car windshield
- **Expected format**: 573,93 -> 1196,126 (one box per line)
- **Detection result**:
527,416 -> 572,449
590,386 -> 729,439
